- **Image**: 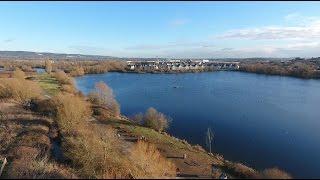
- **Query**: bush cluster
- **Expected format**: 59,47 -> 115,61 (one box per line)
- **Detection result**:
131,107 -> 170,132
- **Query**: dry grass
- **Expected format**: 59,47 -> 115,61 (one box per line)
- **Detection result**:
53,93 -> 91,134
92,106 -> 117,121
129,141 -> 176,178
223,161 -> 260,178
53,70 -> 74,85
52,93 -> 133,178
30,98 -> 57,116
0,78 -> 42,103
261,167 -> 292,179
61,84 -> 78,94
0,100 -> 75,179
193,144 -> 206,153
10,146 -> 40,161
11,68 -> 25,80
6,156 -> 76,179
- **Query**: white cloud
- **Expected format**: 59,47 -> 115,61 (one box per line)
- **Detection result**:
3,38 -> 14,43
284,13 -> 301,21
217,16 -> 320,40
67,14 -> 320,58
69,45 -> 106,54
285,13 -> 319,25
169,19 -> 189,27
125,41 -> 215,50
286,42 -> 319,50
119,41 -> 320,58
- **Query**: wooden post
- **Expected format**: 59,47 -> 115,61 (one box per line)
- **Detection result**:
0,157 -> 7,177
103,147 -> 107,179
183,154 -> 187,159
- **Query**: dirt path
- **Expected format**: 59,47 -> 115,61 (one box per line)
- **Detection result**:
110,122 -> 226,179
0,100 -> 75,178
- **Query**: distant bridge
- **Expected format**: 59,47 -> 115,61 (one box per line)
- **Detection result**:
126,60 -> 240,71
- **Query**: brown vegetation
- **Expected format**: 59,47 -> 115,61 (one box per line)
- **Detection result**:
61,84 -> 78,94
130,141 -> 176,178
53,70 -> 74,85
69,67 -> 85,77
88,81 -> 120,117
51,93 -> 134,178
45,59 -> 52,73
239,59 -> 320,79
53,93 -> 91,134
51,60 -> 127,75
223,161 -> 260,178
0,77 -> 42,104
261,167 -> 292,179
11,68 -> 25,80
0,100 -> 76,179
131,107 -> 170,132
222,161 -> 292,179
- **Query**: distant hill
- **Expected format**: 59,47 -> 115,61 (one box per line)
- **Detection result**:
0,51 -> 120,61
0,50 -> 303,62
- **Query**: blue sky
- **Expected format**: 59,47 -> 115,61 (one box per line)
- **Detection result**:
1,2 -> 320,58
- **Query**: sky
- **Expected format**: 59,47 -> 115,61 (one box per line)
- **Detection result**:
1,1 -> 320,58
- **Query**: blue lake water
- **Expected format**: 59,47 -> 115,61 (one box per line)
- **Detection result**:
34,68 -> 45,74
75,71 -> 320,178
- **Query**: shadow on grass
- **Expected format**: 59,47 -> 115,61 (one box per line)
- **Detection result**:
215,163 -> 250,179
93,118 -> 140,127
167,156 -> 184,159
11,118 -> 52,127
177,173 -> 199,177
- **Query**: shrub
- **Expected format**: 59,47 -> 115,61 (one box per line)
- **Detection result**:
0,78 -> 42,103
69,67 -> 85,77
29,98 -> 57,116
224,162 -> 259,178
61,126 -> 132,178
45,60 -> 52,73
130,112 -> 144,124
88,81 -> 120,117
53,70 -> 73,85
61,84 -> 78,94
12,68 -> 25,80
21,65 -> 34,72
52,93 -> 91,134
143,107 -> 170,132
261,167 -> 292,179
52,93 -> 133,178
0,79 -> 13,99
92,106 -> 115,121
129,141 -> 176,178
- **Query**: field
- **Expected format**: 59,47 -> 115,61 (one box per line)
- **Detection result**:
36,73 -> 60,96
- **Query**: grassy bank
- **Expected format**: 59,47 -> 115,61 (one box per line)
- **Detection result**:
37,73 -> 60,96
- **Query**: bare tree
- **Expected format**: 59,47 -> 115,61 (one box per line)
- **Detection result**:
88,81 -> 120,117
143,107 -> 170,132
206,127 -> 214,153
45,59 -> 52,73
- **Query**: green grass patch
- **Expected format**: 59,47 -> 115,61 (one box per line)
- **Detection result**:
137,126 -> 188,149
114,120 -> 189,151
36,73 -> 60,96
